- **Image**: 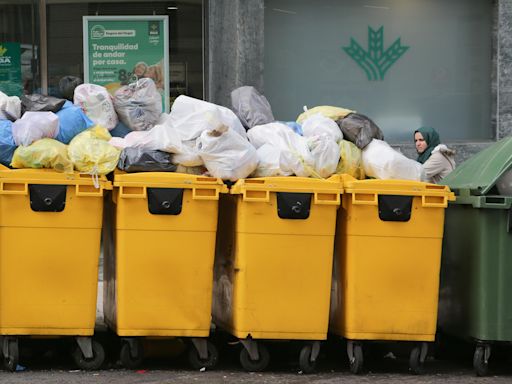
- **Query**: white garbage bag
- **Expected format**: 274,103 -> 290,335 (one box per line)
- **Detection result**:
169,95 -> 247,140
302,113 -> 343,143
0,91 -> 21,120
253,143 -> 292,177
74,83 -> 118,130
113,78 -> 162,131
197,124 -> 258,181
12,111 -> 60,146
308,135 -> 341,178
362,139 -> 422,180
248,122 -> 315,177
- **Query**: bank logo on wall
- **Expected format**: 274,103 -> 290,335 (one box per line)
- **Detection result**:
343,26 -> 409,81
0,45 -> 11,65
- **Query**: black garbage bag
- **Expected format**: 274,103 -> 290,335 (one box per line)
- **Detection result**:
118,148 -> 177,173
336,113 -> 384,149
231,86 -> 275,130
21,94 -> 66,113
59,75 -> 83,101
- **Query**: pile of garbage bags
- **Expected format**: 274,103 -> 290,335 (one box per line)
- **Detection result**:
0,82 -> 422,182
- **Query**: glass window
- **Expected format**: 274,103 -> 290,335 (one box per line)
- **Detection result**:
46,1 -> 204,100
0,1 -> 40,96
264,0 -> 493,141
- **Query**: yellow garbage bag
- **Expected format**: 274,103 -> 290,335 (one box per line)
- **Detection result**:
11,138 -> 74,173
296,106 -> 355,124
336,140 -> 365,180
68,125 -> 121,175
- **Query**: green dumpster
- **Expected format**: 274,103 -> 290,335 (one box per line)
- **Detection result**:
439,137 -> 512,376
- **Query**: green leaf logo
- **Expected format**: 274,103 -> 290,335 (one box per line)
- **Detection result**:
0,45 -> 7,57
343,26 -> 409,81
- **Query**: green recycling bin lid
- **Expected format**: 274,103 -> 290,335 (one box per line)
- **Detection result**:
440,137 -> 512,196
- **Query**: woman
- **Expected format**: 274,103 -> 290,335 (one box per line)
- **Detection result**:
414,126 -> 456,184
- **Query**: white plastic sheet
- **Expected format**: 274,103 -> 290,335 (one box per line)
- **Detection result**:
12,111 -> 60,146
302,113 -> 343,143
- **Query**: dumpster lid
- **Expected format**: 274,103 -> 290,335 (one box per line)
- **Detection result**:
114,171 -> 228,192
0,167 -> 112,189
230,175 -> 343,195
439,137 -> 512,195
342,174 -> 454,198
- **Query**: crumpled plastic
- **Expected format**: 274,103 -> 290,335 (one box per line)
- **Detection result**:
230,86 -> 275,129
74,83 -> 118,130
336,140 -> 365,179
118,148 -> 177,173
302,113 -> 343,143
11,138 -> 73,173
21,94 -> 66,113
336,113 -> 384,149
113,78 -> 162,131
197,124 -> 258,181
297,105 -> 354,124
12,111 -> 60,146
0,91 -> 21,121
307,135 -> 340,178
68,125 -> 121,175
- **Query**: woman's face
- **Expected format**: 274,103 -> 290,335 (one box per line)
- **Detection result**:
415,132 -> 428,154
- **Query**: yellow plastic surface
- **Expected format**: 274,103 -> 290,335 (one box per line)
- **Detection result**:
330,176 -> 454,341
105,172 -> 227,336
213,177 -> 341,340
0,168 -> 111,335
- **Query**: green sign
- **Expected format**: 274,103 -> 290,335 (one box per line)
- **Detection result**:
83,16 -> 169,112
0,42 -> 22,97
343,26 -> 409,81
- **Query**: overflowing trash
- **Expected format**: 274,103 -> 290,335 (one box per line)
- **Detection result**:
0,81 -> 427,182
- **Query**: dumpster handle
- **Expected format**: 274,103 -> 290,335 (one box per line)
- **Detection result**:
314,192 -> 340,205
119,186 -> 147,199
242,189 -> 270,203
421,195 -> 448,208
75,184 -> 104,197
0,182 -> 28,195
192,187 -> 220,201
352,193 -> 378,205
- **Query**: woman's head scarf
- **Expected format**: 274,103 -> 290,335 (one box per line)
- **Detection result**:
415,126 -> 440,164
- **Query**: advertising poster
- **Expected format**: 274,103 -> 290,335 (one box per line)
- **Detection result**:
83,16 -> 169,112
0,42 -> 22,97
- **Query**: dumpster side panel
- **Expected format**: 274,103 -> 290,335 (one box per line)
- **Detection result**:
112,189 -> 218,336
330,194 -> 445,341
439,204 -> 512,342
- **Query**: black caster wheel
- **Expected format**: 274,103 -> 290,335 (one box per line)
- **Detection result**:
3,338 -> 19,372
239,343 -> 270,372
348,341 -> 364,374
299,344 -> 317,374
188,340 -> 219,370
409,344 -> 425,374
473,345 -> 489,377
120,339 -> 144,369
72,340 -> 105,371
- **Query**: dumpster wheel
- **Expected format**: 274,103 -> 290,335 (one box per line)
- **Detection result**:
240,343 -> 269,372
299,344 -> 319,374
72,340 -> 105,370
188,340 -> 219,370
2,337 -> 19,372
120,339 -> 144,369
347,341 -> 363,374
473,344 -> 490,377
409,342 -> 428,374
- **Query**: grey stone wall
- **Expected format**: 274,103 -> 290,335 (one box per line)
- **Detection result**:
498,0 -> 512,139
206,0 -> 264,108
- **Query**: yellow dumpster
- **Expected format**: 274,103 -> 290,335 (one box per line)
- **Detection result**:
329,175 -> 454,374
103,172 -> 228,370
0,165 -> 111,371
212,176 -> 341,372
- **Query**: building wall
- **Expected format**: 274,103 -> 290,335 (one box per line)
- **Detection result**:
208,0 -> 512,163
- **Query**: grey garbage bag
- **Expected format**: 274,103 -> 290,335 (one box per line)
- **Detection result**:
59,76 -> 83,101
21,94 -> 66,113
118,147 -> 177,173
336,113 -> 384,150
230,86 -> 275,129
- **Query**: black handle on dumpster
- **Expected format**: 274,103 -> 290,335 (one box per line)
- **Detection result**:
508,209 -> 512,233
147,188 -> 184,215
276,192 -> 312,220
29,184 -> 67,212
378,195 -> 413,222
